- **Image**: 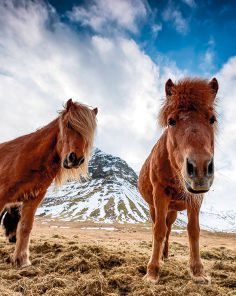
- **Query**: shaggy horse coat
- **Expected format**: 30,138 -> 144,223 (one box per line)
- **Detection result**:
138,78 -> 218,284
0,99 -> 97,267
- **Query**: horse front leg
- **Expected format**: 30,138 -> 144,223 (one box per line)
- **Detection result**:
163,210 -> 177,260
13,192 -> 45,267
187,204 -> 210,284
145,192 -> 170,283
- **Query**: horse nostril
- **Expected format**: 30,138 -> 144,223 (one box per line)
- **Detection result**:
68,152 -> 77,163
186,158 -> 195,178
78,156 -> 85,165
207,158 -> 214,176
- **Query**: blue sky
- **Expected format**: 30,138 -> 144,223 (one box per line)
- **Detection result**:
48,0 -> 236,75
0,0 -> 236,211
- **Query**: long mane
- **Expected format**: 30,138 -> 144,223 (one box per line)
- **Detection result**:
158,78 -> 217,127
55,102 -> 97,186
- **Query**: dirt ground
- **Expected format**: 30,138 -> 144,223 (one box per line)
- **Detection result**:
0,218 -> 235,296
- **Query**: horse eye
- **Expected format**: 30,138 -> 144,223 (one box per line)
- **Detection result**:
67,122 -> 73,129
168,118 -> 176,126
209,115 -> 216,125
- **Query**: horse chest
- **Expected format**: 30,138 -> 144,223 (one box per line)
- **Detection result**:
164,186 -> 187,211
17,189 -> 41,202
168,200 -> 186,211
164,185 -> 182,199
7,170 -> 53,203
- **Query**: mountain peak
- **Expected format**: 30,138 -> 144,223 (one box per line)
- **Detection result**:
37,148 -> 149,223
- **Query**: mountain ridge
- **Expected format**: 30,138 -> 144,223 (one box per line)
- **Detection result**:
37,148 -> 149,223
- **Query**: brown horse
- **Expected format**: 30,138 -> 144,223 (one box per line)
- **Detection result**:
138,78 -> 218,284
0,99 -> 97,267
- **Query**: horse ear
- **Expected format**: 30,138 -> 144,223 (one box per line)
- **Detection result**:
165,79 -> 174,97
65,99 -> 74,111
209,77 -> 218,96
93,107 -> 98,116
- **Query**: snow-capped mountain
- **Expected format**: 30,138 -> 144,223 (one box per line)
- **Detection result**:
37,148 -> 236,232
37,148 -> 149,223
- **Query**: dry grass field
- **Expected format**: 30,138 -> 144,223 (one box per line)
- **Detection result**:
0,219 -> 235,296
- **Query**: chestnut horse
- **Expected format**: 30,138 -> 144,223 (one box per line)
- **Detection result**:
138,78 -> 218,284
0,99 -> 97,267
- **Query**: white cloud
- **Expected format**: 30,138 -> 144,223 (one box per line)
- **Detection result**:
205,51 -> 213,64
202,56 -> 236,211
162,3 -> 189,34
202,49 -> 214,69
200,37 -> 216,74
214,56 -> 236,168
151,23 -> 162,38
0,0 -> 182,171
181,0 -> 196,8
67,0 -> 147,34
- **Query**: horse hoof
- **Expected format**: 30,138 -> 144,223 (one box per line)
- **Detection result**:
13,255 -> 31,268
191,273 -> 211,284
143,273 -> 159,284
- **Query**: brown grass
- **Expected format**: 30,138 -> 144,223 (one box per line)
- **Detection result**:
0,221 -> 235,296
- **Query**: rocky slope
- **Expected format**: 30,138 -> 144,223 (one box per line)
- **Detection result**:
37,148 -> 149,223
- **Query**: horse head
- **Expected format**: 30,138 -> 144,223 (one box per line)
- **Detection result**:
57,99 -> 98,172
159,78 -> 218,194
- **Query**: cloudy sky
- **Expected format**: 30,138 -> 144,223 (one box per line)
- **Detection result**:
0,0 -> 236,211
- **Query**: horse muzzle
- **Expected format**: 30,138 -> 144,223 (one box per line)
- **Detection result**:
184,157 -> 214,194
185,179 -> 213,194
63,152 -> 85,169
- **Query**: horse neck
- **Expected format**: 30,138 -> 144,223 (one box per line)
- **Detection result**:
35,118 -> 59,142
27,118 -> 61,176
